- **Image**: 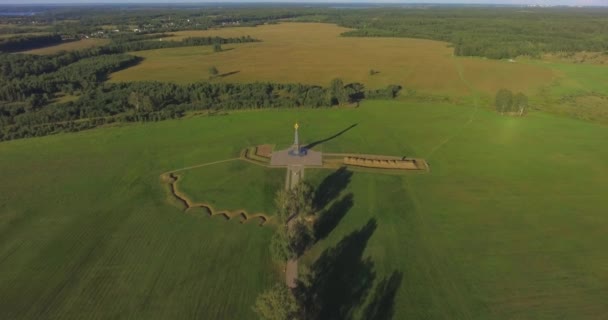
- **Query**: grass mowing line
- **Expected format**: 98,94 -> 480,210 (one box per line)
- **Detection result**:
426,57 -> 481,160
162,157 -> 240,175
161,172 -> 272,226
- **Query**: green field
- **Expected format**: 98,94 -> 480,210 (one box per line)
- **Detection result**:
177,160 -> 284,215
1,98 -> 607,319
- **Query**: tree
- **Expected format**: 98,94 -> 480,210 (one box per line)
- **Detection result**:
270,227 -> 291,262
329,78 -> 348,106
513,92 -> 529,116
495,89 -> 513,114
275,181 -> 314,223
208,66 -> 219,78
288,218 -> 314,257
292,181 -> 315,219
213,42 -> 222,52
253,283 -> 300,320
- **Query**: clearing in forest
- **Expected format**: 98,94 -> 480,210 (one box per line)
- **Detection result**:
109,23 -> 555,96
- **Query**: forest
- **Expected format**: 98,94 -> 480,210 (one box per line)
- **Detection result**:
1,5 -> 607,140
323,8 -> 608,59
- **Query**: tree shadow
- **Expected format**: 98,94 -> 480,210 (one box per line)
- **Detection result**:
362,270 -> 404,320
98,56 -> 143,82
296,219 -> 377,320
304,123 -> 358,150
217,70 -> 240,78
314,193 -> 353,241
313,167 -> 353,211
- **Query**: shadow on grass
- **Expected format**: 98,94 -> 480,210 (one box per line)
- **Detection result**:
314,167 -> 353,211
314,193 -> 353,241
296,218 -> 377,320
304,123 -> 358,150
217,70 -> 240,78
362,270 -> 404,320
99,56 -> 143,82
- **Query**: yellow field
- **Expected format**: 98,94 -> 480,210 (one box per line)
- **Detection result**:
110,23 -> 555,95
23,38 -> 110,55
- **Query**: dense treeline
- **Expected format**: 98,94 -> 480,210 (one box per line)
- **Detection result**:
0,34 -> 62,53
0,54 -> 140,103
322,8 -> 608,59
4,6 -> 608,59
0,81 -> 400,141
0,35 -> 257,79
104,35 -> 258,52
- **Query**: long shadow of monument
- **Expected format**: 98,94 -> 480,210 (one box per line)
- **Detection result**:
304,123 -> 358,150
296,219 -> 378,320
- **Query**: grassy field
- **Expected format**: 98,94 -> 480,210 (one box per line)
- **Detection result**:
177,160 -> 285,214
23,38 -> 110,55
109,23 -> 555,96
1,98 -> 607,319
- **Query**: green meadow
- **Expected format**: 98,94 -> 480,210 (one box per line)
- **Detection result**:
1,99 -> 607,319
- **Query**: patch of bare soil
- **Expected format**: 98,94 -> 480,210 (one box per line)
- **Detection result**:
255,144 -> 274,158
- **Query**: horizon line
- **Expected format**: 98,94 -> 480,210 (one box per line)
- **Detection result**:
1,2 -> 606,7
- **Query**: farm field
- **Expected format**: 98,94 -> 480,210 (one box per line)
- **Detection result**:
22,38 -> 110,54
1,99 -> 607,319
109,23 -> 555,96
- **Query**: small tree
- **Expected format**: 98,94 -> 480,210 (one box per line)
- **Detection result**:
208,66 -> 219,78
513,92 -> 529,116
495,89 -> 513,114
253,283 -> 300,320
329,78 -> 348,106
270,227 -> 291,262
213,42 -> 222,52
292,181 -> 314,219
288,218 -> 314,257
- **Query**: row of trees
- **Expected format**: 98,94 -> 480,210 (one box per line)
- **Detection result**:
1,78 -> 401,141
0,35 -> 256,79
270,182 -> 316,262
0,54 -> 140,103
259,181 -> 316,320
255,167 -> 394,320
495,89 -> 529,116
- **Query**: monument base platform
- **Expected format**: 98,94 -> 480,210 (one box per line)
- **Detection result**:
270,147 -> 323,167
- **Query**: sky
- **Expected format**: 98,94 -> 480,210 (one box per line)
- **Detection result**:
2,0 -> 606,6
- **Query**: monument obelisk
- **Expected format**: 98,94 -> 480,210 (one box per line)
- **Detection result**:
293,122 -> 300,155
